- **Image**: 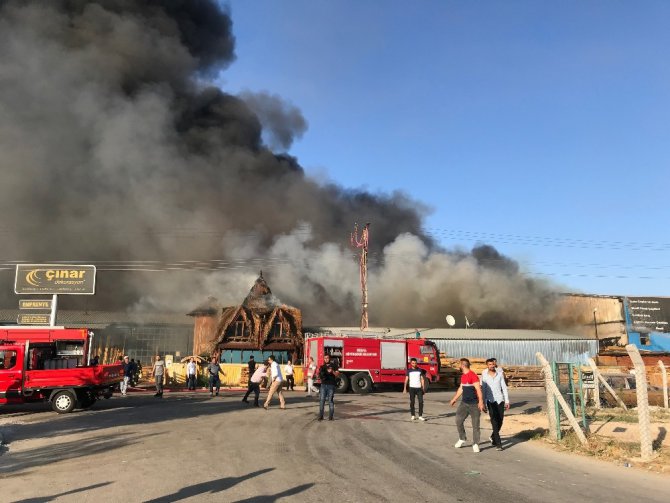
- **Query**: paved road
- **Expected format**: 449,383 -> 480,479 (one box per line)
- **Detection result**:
1,389 -> 668,502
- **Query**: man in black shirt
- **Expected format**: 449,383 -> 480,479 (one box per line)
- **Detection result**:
242,355 -> 258,403
318,354 -> 339,421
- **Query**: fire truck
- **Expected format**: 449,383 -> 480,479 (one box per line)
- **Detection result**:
0,327 -> 123,413
305,332 -> 441,394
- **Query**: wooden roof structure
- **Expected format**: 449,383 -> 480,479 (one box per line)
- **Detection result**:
210,272 -> 303,354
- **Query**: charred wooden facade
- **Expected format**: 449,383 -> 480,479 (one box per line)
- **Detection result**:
190,273 -> 303,361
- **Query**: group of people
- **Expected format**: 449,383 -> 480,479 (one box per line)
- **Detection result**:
146,352 -> 510,450
403,356 -> 509,452
236,354 -> 338,420
450,357 -> 509,452
120,356 -> 141,396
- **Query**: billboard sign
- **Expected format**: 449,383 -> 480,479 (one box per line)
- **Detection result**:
17,313 -> 51,325
19,299 -> 53,310
627,297 -> 670,334
14,264 -> 96,295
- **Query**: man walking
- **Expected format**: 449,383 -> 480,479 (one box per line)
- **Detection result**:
263,355 -> 286,409
242,357 -> 261,403
284,360 -> 295,391
207,357 -> 225,397
318,354 -> 339,421
186,357 -> 197,391
121,355 -> 133,396
151,355 -> 166,398
403,358 -> 426,421
245,363 -> 267,407
305,357 -> 317,397
450,358 -> 485,452
482,358 -> 510,451
130,358 -> 139,386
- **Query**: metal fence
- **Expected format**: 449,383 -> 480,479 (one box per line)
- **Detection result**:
433,339 -> 598,366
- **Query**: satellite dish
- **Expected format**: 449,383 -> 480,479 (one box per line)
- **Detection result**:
446,315 -> 456,327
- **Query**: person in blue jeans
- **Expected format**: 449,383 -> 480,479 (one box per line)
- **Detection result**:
318,354 -> 339,421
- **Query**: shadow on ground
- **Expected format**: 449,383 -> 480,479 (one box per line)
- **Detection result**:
232,483 -> 314,502
12,482 -> 112,503
1,432 -> 160,474
144,468 -> 275,502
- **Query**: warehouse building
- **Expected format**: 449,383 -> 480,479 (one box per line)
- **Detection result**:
312,327 -> 598,366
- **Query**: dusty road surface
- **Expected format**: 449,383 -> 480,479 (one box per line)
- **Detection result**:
1,389 -> 668,502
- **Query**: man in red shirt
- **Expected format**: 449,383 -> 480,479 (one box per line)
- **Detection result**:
449,358 -> 485,452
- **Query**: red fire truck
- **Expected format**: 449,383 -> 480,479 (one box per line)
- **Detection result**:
305,332 -> 441,394
0,327 -> 123,413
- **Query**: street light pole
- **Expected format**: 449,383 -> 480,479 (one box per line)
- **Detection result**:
593,308 -> 599,338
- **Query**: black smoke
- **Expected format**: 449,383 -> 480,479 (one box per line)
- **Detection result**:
0,0 -> 559,327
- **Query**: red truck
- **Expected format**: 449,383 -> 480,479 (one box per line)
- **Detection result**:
305,332 -> 441,394
0,327 -> 123,413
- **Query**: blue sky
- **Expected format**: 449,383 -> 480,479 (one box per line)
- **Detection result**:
220,0 -> 670,296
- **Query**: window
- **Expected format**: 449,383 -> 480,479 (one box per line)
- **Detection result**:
419,345 -> 435,355
0,350 -> 18,370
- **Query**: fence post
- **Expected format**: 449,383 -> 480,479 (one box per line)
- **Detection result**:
537,352 -> 558,440
591,359 -> 628,410
625,344 -> 653,461
587,358 -> 601,409
659,360 -> 669,410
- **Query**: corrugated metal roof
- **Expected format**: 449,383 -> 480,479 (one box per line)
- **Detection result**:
434,339 -> 599,366
310,327 -> 595,341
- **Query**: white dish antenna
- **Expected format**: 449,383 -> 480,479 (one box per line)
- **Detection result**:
446,315 -> 456,327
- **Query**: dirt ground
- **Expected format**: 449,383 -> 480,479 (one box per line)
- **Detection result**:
2,389 -> 670,502
498,404 -> 670,473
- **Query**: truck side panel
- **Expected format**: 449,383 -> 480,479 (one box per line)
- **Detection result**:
24,364 -> 123,391
379,341 -> 407,383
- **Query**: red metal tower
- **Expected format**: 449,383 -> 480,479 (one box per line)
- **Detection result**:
351,223 -> 370,330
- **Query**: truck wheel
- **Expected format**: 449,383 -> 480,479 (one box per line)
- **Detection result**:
77,391 -> 96,409
351,372 -> 373,394
336,374 -> 350,393
52,390 -> 76,414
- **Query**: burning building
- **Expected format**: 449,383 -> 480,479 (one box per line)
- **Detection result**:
189,272 -> 303,363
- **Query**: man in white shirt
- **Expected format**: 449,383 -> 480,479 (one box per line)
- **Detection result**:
403,358 -> 426,421
305,357 -> 317,397
481,358 -> 510,451
186,358 -> 197,391
284,360 -> 295,391
245,364 -> 267,407
263,355 -> 286,410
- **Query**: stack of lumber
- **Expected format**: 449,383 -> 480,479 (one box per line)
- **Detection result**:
437,353 -> 545,388
505,366 -> 543,387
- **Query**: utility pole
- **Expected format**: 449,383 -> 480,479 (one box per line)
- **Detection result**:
351,223 -> 370,331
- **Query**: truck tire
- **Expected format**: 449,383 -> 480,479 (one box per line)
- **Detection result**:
77,391 -> 97,409
351,372 -> 373,394
52,390 -> 76,414
336,373 -> 350,393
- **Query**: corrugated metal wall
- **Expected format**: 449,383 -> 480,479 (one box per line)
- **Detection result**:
434,339 -> 599,366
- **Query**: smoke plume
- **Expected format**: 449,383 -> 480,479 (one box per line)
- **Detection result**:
0,0 -> 559,327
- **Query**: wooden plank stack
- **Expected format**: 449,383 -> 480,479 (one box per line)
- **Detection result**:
437,353 -> 545,388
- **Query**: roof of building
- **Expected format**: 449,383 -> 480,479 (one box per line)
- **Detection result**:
0,309 -> 192,328
242,271 -> 282,311
308,327 -> 597,341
